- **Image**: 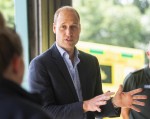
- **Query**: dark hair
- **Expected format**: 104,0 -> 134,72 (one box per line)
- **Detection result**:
0,28 -> 23,74
0,12 -> 5,28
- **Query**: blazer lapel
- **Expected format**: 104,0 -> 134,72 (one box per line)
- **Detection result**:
78,53 -> 87,100
51,44 -> 79,101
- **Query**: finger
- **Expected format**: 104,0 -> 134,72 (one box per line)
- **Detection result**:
95,106 -> 101,112
96,91 -> 114,99
100,96 -> 111,101
129,88 -> 143,95
133,100 -> 145,106
130,105 -> 141,112
95,95 -> 111,101
95,92 -> 115,101
116,85 -> 123,95
133,95 -> 147,100
104,91 -> 115,96
95,100 -> 107,106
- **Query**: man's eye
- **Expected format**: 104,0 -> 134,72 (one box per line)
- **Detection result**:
61,25 -> 66,29
71,25 -> 78,30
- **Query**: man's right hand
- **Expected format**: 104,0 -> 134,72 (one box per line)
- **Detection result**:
83,91 -> 115,112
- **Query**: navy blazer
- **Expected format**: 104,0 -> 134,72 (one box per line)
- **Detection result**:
28,43 -> 120,119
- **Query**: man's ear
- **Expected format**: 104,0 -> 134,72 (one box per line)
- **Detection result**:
12,56 -> 20,74
79,23 -> 81,33
53,23 -> 56,34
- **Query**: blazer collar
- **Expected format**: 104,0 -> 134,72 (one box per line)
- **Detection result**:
50,43 -> 79,101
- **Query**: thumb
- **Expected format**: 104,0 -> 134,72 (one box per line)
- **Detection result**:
116,85 -> 123,95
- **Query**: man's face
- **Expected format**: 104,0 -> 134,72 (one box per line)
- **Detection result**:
19,57 -> 24,84
53,9 -> 81,51
15,56 -> 24,85
8,56 -> 24,85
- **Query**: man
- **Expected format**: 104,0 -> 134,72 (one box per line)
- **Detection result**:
28,6 -> 146,119
0,12 -> 51,119
121,43 -> 150,119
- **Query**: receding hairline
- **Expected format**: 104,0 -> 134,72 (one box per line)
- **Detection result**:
54,6 -> 80,23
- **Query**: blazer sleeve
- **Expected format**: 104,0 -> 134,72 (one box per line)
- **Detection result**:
28,58 -> 85,119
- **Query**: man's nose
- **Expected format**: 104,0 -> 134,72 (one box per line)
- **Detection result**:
66,28 -> 72,36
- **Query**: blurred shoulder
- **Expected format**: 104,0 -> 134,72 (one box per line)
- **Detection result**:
0,97 -> 50,119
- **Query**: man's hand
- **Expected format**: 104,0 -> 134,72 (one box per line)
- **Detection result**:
112,85 -> 147,112
83,91 -> 115,112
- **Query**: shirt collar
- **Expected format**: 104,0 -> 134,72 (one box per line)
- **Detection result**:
56,43 -> 80,57
56,43 -> 66,57
56,43 -> 80,65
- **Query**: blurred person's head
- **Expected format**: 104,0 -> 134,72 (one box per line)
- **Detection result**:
0,22 -> 24,85
53,6 -> 81,54
146,42 -> 150,66
0,12 -> 5,28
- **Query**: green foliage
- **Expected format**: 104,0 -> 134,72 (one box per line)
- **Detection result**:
97,5 -> 142,47
133,0 -> 149,14
114,0 -> 149,14
73,0 -> 150,49
0,0 -> 14,28
141,7 -> 150,46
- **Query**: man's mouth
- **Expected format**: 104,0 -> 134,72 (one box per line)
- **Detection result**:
65,38 -> 73,41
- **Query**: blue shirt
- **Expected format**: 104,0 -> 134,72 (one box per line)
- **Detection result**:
56,43 -> 83,101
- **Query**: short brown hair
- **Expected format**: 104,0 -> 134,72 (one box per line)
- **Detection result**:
0,28 -> 23,74
54,6 -> 80,23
